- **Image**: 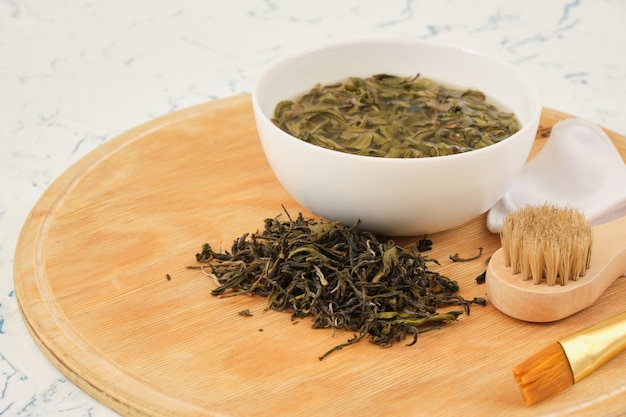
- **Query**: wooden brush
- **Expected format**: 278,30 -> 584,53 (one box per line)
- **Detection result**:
513,311 -> 626,405
486,204 -> 626,322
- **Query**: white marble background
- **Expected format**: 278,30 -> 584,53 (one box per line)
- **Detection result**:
1,1 -> 625,416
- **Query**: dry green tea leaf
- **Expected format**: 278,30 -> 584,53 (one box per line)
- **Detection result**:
191,210 -> 486,359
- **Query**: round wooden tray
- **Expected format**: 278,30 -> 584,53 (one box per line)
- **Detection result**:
14,94 -> 626,416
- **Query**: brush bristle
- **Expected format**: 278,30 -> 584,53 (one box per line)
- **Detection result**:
513,342 -> 574,405
501,204 -> 592,286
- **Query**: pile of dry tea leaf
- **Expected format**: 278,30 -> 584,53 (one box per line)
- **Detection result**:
273,73 -> 521,158
191,211 -> 485,360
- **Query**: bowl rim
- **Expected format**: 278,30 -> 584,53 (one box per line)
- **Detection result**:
252,37 -> 543,164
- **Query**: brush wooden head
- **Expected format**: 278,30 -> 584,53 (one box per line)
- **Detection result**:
500,204 -> 592,286
513,342 -> 574,405
487,206 -> 624,322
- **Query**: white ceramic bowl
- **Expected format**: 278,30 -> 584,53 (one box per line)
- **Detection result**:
252,39 -> 542,236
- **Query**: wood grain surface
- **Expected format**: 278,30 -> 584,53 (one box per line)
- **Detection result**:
14,94 -> 626,417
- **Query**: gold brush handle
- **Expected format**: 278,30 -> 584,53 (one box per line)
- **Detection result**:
559,311 -> 626,383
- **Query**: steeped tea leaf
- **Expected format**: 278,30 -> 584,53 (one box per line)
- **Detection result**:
273,74 -> 521,158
